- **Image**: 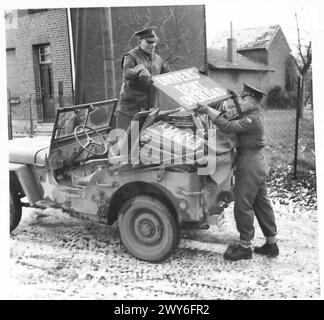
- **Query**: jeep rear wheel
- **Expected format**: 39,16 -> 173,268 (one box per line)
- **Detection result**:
10,187 -> 22,232
118,195 -> 180,262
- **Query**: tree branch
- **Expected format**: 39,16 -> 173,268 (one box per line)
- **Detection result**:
295,11 -> 307,67
301,41 -> 312,74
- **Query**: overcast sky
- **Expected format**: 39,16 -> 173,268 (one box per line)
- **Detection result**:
205,0 -> 314,51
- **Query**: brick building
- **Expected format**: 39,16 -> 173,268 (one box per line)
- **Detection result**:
207,25 -> 293,96
5,9 -> 74,136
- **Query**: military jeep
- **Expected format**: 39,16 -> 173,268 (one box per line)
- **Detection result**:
9,74 -> 237,262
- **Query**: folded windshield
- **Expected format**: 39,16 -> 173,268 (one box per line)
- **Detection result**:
55,104 -> 113,139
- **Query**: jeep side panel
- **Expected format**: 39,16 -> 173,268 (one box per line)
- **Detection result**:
113,168 -> 205,222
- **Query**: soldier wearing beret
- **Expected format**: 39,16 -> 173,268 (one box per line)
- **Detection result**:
197,83 -> 279,261
116,26 -> 170,130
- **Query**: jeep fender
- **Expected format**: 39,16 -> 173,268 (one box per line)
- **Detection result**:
107,181 -> 179,225
9,163 -> 42,206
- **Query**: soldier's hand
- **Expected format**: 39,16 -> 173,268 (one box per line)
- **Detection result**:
138,69 -> 151,84
219,102 -> 227,113
198,67 -> 208,75
227,88 -> 239,98
196,102 -> 210,114
133,64 -> 146,74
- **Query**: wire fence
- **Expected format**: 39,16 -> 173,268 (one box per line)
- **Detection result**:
7,93 -> 74,137
263,106 -> 315,172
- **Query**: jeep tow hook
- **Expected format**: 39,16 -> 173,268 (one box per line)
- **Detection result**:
176,188 -> 204,197
96,181 -> 119,188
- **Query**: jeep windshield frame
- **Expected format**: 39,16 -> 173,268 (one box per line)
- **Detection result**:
49,99 -> 117,150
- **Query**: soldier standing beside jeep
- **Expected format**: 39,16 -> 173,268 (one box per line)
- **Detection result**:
116,26 -> 170,131
197,83 -> 279,261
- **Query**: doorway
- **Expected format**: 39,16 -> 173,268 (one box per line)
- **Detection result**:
38,45 -> 55,122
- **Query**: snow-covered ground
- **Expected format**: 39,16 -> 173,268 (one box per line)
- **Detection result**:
9,201 -> 320,300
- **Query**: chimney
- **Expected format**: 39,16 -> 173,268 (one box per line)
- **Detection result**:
227,22 -> 237,64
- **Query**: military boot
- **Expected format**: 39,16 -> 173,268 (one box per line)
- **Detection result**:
254,242 -> 279,257
223,244 -> 252,261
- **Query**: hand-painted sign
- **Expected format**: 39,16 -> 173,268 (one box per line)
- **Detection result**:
152,67 -> 231,110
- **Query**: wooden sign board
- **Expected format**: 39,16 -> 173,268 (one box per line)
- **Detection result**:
152,67 -> 231,111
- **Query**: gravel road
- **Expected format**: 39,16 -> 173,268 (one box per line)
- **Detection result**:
9,201 -> 320,300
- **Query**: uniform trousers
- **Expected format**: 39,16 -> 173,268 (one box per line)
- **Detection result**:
233,149 -> 277,243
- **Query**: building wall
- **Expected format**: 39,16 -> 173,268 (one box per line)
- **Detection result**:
208,69 -> 269,93
6,9 -> 73,135
208,28 -> 291,99
71,8 -> 106,104
267,28 -> 291,90
238,48 -> 268,65
236,30 -> 291,91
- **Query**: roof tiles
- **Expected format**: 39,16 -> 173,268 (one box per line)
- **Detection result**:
210,25 -> 280,51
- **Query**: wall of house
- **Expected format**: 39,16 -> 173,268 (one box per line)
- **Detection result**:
6,9 -> 73,135
236,30 -> 291,91
209,29 -> 291,96
71,5 -> 206,109
238,48 -> 268,65
208,68 -> 269,93
71,8 -> 106,105
267,28 -> 291,90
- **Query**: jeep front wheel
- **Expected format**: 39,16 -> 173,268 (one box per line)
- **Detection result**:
10,187 -> 22,232
118,195 -> 180,262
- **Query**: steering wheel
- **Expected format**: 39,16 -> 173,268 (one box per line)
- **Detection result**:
73,125 -> 108,157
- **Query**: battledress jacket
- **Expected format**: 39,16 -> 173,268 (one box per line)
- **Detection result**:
212,105 -> 269,184
213,106 -> 266,150
117,46 -> 170,117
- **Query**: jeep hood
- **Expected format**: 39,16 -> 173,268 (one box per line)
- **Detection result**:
9,136 -> 51,165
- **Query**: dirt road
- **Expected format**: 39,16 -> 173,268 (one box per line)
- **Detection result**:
9,201 -> 320,300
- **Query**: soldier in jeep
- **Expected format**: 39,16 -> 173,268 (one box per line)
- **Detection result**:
116,26 -> 170,130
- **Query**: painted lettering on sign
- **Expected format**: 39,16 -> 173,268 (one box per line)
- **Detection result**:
154,69 -> 199,86
153,67 -> 229,110
174,81 -> 227,106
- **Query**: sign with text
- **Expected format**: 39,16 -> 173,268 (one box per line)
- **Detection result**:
152,67 -> 231,110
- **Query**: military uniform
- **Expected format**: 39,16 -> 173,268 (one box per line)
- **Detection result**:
116,27 -> 169,131
197,83 -> 278,260
213,106 -> 277,244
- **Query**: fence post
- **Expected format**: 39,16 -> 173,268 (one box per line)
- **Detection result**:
29,93 -> 33,137
293,76 -> 301,179
7,89 -> 13,140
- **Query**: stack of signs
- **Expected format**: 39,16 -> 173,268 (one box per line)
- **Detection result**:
140,120 -> 206,165
152,67 -> 231,111
140,68 -> 234,166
